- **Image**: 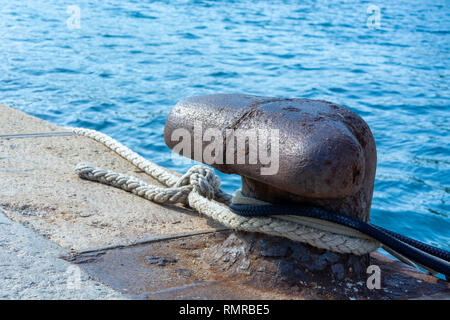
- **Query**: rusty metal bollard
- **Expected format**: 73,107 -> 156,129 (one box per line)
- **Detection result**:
164,94 -> 377,283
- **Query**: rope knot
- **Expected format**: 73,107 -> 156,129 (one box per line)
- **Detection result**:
175,165 -> 221,199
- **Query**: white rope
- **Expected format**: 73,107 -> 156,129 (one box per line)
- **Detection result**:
232,189 -> 374,240
70,127 -> 380,255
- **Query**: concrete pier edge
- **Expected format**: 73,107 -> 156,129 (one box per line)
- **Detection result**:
0,104 -> 448,299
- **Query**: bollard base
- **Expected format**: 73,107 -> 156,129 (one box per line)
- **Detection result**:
238,176 -> 372,283
204,231 -> 370,296
65,230 -> 449,300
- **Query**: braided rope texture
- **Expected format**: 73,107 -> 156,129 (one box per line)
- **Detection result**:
71,127 -> 379,255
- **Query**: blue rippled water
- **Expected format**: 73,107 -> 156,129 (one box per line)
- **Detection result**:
1,1 -> 449,250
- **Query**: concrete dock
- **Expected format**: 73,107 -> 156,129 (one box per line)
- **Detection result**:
0,104 -> 448,299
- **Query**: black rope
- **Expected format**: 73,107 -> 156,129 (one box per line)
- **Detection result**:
229,203 -> 450,277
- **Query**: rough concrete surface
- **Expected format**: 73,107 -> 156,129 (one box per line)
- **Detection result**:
0,209 -> 123,299
0,105 -> 61,135
0,104 -> 223,251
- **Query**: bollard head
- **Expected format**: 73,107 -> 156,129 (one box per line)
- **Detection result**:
164,94 -> 376,220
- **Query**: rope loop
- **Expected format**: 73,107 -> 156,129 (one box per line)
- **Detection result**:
70,127 -> 381,255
